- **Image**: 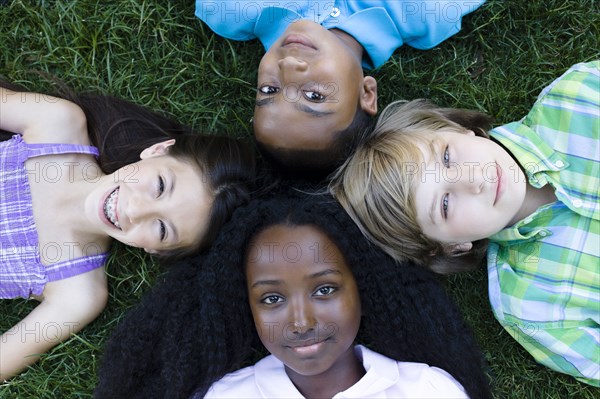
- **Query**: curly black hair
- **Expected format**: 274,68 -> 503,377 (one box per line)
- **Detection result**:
95,187 -> 491,399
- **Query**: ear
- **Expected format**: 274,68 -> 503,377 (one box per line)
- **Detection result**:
445,242 -> 473,255
465,129 -> 476,136
359,76 -> 378,116
140,139 -> 176,160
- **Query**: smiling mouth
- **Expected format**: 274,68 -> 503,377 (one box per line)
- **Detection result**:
104,187 -> 121,229
494,163 -> 503,205
282,34 -> 317,50
286,336 -> 332,355
289,340 -> 326,356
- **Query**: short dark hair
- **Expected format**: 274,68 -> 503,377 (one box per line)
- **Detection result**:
255,105 -> 373,181
95,187 -> 492,399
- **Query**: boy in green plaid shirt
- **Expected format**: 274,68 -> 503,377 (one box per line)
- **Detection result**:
330,61 -> 599,385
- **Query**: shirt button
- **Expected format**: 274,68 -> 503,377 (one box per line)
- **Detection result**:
330,7 -> 341,17
555,160 -> 565,168
572,199 -> 583,208
538,231 -> 548,237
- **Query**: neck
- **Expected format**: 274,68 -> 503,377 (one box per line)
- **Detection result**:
330,29 -> 364,62
511,182 -> 557,225
285,347 -> 365,399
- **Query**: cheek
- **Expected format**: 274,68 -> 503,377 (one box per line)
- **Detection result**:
257,52 -> 277,78
122,227 -> 143,242
332,294 -> 361,332
250,306 -> 282,345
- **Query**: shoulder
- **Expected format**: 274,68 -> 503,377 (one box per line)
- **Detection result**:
26,98 -> 90,145
194,0 -> 261,41
43,267 -> 108,320
526,61 -> 600,126
204,364 -> 260,399
395,361 -> 468,397
536,61 -> 600,101
356,346 -> 467,398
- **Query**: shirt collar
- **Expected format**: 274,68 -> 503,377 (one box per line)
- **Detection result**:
254,354 -> 303,398
254,345 -> 399,398
334,8 -> 402,69
253,5 -> 393,69
490,122 -> 569,188
334,345 -> 400,398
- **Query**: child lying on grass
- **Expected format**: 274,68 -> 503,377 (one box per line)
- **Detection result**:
331,61 -> 600,386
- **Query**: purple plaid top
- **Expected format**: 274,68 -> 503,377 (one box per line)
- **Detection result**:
0,135 -> 108,299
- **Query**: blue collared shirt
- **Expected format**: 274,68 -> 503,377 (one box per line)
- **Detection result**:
195,1 -> 486,69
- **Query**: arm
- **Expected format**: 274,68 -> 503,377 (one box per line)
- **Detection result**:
0,86 -> 90,145
0,268 -> 107,380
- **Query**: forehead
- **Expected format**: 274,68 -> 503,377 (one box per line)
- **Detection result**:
246,224 -> 350,274
254,101 -> 356,152
407,128 -> 471,164
415,135 -> 443,165
159,156 -> 213,250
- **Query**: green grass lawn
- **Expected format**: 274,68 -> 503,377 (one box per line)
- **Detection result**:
1,0 -> 598,397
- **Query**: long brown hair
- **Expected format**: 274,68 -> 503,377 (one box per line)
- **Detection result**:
1,78 -> 257,256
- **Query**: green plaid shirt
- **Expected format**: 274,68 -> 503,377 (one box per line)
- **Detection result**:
487,61 -> 599,386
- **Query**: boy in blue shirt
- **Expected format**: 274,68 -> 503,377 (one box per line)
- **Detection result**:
196,1 -> 485,178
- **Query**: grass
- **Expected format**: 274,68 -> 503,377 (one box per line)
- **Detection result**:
1,0 -> 598,397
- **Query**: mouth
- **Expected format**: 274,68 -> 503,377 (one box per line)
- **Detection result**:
494,163 -> 503,205
286,336 -> 331,356
103,187 -> 121,229
282,34 -> 317,50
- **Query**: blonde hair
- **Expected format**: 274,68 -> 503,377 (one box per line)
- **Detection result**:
330,100 -> 493,274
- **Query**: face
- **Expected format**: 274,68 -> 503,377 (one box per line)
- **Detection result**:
413,130 -> 527,245
254,20 -> 375,151
89,140 -> 213,253
246,224 -> 361,381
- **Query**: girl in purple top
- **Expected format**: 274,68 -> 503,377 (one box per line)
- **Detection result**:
0,81 -> 255,380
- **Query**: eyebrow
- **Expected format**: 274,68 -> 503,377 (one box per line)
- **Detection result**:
250,279 -> 281,289
249,269 -> 342,289
255,98 -> 335,118
429,195 -> 438,226
167,168 -> 179,243
309,268 -> 342,279
427,138 -> 442,227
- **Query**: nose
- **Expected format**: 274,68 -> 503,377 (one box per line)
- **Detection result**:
278,56 -> 308,73
288,298 -> 316,336
125,192 -> 154,225
457,163 -> 485,194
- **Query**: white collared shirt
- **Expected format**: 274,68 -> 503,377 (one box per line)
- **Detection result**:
202,345 -> 467,398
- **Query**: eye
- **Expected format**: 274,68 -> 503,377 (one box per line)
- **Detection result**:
158,220 -> 167,241
443,145 -> 450,167
258,85 -> 279,95
314,286 -> 336,296
262,294 -> 284,305
157,176 -> 165,197
303,90 -> 326,102
442,193 -> 449,219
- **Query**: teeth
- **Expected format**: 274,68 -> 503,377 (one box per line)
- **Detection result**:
104,188 -> 121,229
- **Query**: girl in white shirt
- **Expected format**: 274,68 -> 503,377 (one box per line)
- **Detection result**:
95,188 -> 492,399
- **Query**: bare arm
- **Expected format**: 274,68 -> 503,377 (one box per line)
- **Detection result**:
0,86 -> 90,145
0,268 -> 107,380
